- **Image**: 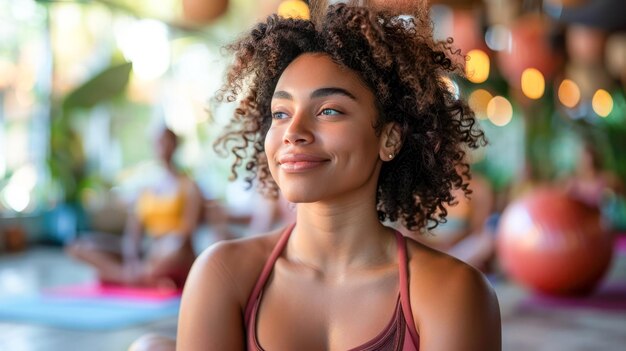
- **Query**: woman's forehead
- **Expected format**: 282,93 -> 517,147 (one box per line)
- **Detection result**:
274,53 -> 372,97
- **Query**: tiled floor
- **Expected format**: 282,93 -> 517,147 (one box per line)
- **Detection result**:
0,247 -> 179,351
0,234 -> 625,351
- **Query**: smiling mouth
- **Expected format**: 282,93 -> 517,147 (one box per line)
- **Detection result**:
277,154 -> 329,173
279,160 -> 329,172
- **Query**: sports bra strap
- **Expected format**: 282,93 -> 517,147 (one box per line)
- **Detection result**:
244,223 -> 296,325
244,225 -> 420,348
395,231 -> 421,346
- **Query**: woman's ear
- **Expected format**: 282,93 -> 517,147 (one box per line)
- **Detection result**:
379,122 -> 403,161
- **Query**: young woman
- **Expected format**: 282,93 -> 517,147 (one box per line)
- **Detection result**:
177,2 -> 500,350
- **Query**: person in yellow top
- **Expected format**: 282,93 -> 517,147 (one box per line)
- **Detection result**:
67,127 -> 202,289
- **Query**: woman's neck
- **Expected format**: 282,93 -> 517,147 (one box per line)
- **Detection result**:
287,192 -> 396,276
161,159 -> 178,176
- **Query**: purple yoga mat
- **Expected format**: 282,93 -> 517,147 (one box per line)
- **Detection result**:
519,283 -> 626,311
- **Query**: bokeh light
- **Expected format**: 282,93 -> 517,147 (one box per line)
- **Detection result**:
487,96 -> 513,126
468,89 -> 493,120
557,79 -> 581,108
116,19 -> 170,81
521,68 -> 545,99
592,89 -> 614,117
1,165 -> 37,213
465,49 -> 490,84
0,59 -> 16,89
485,24 -> 511,52
277,0 -> 310,20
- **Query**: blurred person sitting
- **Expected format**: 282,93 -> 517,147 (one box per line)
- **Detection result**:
565,142 -> 623,208
67,127 -> 202,289
563,141 -> 625,231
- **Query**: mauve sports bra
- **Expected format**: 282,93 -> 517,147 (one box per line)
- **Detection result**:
244,224 -> 420,350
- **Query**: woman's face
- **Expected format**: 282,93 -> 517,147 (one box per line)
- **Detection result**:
156,130 -> 177,163
265,53 -> 386,204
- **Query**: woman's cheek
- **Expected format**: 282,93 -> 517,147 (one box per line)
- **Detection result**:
264,130 -> 279,174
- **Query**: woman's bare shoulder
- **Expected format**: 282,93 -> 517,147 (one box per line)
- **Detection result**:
189,229 -> 284,305
405,238 -> 489,284
177,229 -> 285,350
404,238 -> 501,350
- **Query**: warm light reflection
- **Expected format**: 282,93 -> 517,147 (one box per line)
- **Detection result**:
465,49 -> 490,84
2,165 -> 37,213
468,89 -> 493,119
278,0 -> 310,20
116,19 -> 170,80
521,68 -> 545,100
14,89 -> 34,108
0,59 -> 16,89
558,79 -> 581,108
440,76 -> 459,99
2,184 -> 30,213
487,96 -> 513,126
127,74 -> 158,103
592,89 -> 614,117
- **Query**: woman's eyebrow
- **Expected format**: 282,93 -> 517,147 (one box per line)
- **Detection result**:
310,87 -> 357,100
273,90 -> 292,100
272,87 -> 358,101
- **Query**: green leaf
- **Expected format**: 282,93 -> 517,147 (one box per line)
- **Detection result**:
63,62 -> 132,110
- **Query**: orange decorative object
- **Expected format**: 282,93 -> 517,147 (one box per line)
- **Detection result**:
181,0 -> 229,24
497,15 -> 562,88
497,188 -> 614,296
4,226 -> 27,252
277,0 -> 310,20
370,0 -> 424,14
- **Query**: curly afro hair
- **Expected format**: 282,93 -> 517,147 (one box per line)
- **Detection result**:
214,1 -> 486,231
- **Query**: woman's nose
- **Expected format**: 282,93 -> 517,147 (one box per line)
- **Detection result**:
283,113 -> 314,145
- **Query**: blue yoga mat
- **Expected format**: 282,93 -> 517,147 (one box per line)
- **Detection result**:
0,294 -> 180,330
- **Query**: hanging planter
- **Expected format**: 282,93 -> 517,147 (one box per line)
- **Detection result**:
181,0 -> 229,25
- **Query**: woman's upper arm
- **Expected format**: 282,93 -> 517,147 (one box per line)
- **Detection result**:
177,242 -> 246,351
416,264 -> 501,351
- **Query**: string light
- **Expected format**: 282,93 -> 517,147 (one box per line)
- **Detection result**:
465,49 -> 490,84
468,89 -> 493,120
487,96 -> 513,126
592,89 -> 614,117
557,79 -> 581,108
521,68 -> 545,100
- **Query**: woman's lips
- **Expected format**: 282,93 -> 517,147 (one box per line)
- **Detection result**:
277,154 -> 329,172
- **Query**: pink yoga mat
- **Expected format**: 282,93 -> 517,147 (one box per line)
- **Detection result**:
616,234 -> 626,254
44,283 -> 182,302
519,283 -> 626,312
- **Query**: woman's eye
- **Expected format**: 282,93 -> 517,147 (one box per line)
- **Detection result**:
272,111 -> 289,119
319,108 -> 341,116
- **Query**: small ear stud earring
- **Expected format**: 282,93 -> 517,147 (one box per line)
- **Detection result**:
388,153 -> 394,159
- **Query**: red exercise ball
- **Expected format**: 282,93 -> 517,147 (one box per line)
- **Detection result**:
497,188 -> 614,296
